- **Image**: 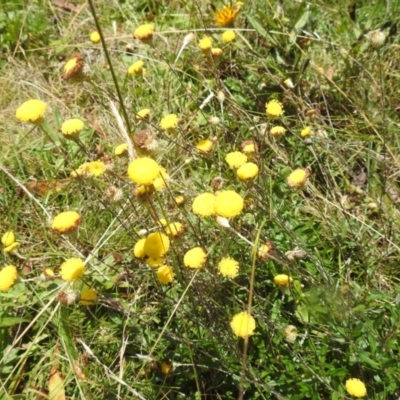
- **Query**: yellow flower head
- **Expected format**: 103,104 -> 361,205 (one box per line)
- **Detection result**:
128,157 -> 160,185
199,36 -> 212,53
184,247 -> 207,269
287,168 -> 309,189
230,312 -> 256,338
15,99 -> 47,124
241,140 -> 256,155
236,162 -> 259,181
222,30 -> 236,43
0,265 -> 18,291
60,258 -> 85,281
71,161 -> 107,178
3,242 -> 20,254
165,222 -> 185,238
192,192 -> 216,217
218,257 -> 239,278
214,5 -> 241,27
1,231 -> 15,247
156,265 -> 175,284
273,274 -> 293,287
51,211 -> 81,234
90,31 -> 101,43
133,238 -> 147,259
257,242 -> 273,261
61,118 -> 84,140
214,190 -> 244,218
133,24 -> 155,42
61,53 -> 88,82
128,60 -> 145,76
196,139 -> 214,154
153,167 -> 169,191
211,48 -> 223,57
144,232 -> 170,259
147,257 -> 164,267
345,378 -> 367,398
80,288 -> 98,305
300,126 -> 312,138
225,151 -> 247,169
265,99 -> 284,120
174,194 -> 186,207
114,143 -> 128,156
136,108 -> 151,120
160,114 -> 179,133
270,126 -> 286,138
160,359 -> 173,375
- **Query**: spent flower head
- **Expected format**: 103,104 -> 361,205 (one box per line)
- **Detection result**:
62,53 -> 88,82
134,24 -> 155,43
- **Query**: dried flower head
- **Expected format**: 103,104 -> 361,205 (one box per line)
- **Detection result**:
218,257 -> 239,278
60,258 -> 85,281
105,185 -> 123,202
283,78 -> 294,88
284,325 -> 298,343
174,194 -> 186,207
211,176 -> 224,190
15,99 -> 47,124
184,247 -> 207,269
230,312 -> 256,338
214,190 -> 244,218
257,242 -> 273,261
51,211 -> 81,234
57,288 -> 77,306
265,99 -> 284,120
345,378 -> 367,398
0,265 -> 18,291
128,157 -> 160,185
132,185 -> 154,203
165,222 -> 185,238
367,29 -> 385,49
134,24 -> 155,43
61,118 -> 84,140
214,4 -> 242,27
134,129 -> 158,152
136,108 -> 151,120
62,53 -> 88,82
222,30 -> 236,43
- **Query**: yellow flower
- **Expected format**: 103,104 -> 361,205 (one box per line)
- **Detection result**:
174,195 -> 186,207
51,211 -> 81,234
60,258 -> 85,281
153,167 -> 169,190
1,231 -> 15,247
71,161 -> 107,178
128,157 -> 160,185
214,190 -> 244,218
225,151 -> 247,168
144,232 -> 170,259
136,108 -> 150,120
211,48 -> 223,57
214,5 -> 241,27
147,257 -> 164,267
345,378 -> 367,398
133,24 -> 154,43
222,30 -> 236,43
61,118 -> 84,140
90,31 -> 101,43
160,114 -> 179,133
273,274 -> 293,287
44,268 -> 55,277
198,36 -> 213,52
15,99 -> 47,124
287,168 -> 309,189
257,242 -> 273,261
3,242 -> 20,254
80,288 -> 98,305
196,139 -> 214,154
192,193 -> 216,217
133,238 -> 147,259
265,99 -> 284,120
184,247 -> 207,269
114,143 -> 128,156
241,140 -> 256,155
300,126 -> 312,138
128,60 -> 145,76
236,162 -> 259,181
218,257 -> 239,278
160,359 -> 173,375
0,265 -> 18,291
230,312 -> 256,338
270,126 -> 286,138
61,53 -> 87,82
165,222 -> 185,238
156,265 -> 175,284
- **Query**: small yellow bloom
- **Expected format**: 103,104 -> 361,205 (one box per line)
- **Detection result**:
236,162 -> 259,181
225,151 -> 247,169
174,195 -> 186,207
230,311 -> 256,338
15,99 -> 47,124
160,114 -> 179,133
90,31 -> 101,43
114,143 -> 128,156
128,60 -> 145,76
241,140 -> 256,155
196,139 -> 214,154
211,48 -> 223,57
1,231 -> 15,247
265,99 -> 284,120
222,30 -> 236,43
156,265 -> 175,284
0,265 -> 18,291
61,118 -> 84,140
60,258 -> 85,281
270,126 -> 286,138
136,108 -> 150,120
165,222 -> 185,238
3,242 -> 20,254
51,211 -> 81,234
192,193 -> 216,217
133,24 -> 154,43
345,378 -> 367,398
144,232 -> 170,259
128,157 -> 160,185
287,168 -> 309,189
153,167 -> 169,190
147,257 -> 164,267
44,268 -> 55,277
71,161 -> 107,178
273,274 -> 293,287
184,247 -> 207,269
257,242 -> 273,261
160,359 -> 173,375
61,53 -> 87,82
198,36 -> 213,53
214,5 -> 241,27
300,126 -> 312,138
218,257 -> 239,278
80,288 -> 98,305
133,238 -> 147,259
214,190 -> 244,218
